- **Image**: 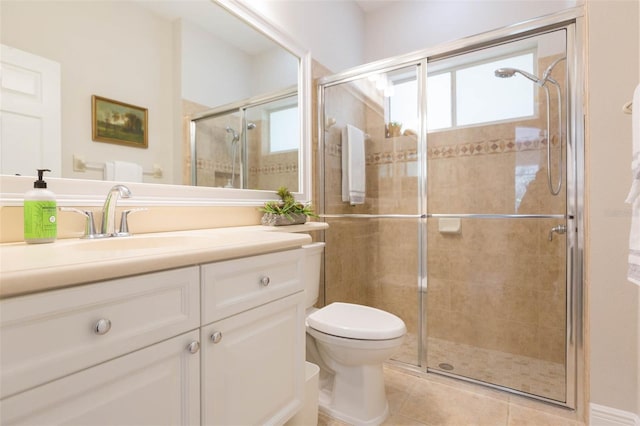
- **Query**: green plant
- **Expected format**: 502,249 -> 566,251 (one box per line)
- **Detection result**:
260,186 -> 317,219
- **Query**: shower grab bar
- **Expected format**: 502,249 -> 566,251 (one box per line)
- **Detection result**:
428,213 -> 568,219
321,213 -> 572,219
320,214 -> 426,219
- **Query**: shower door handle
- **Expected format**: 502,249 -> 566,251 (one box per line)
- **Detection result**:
548,224 -> 567,241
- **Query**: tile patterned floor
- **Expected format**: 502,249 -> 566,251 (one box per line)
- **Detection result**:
390,335 -> 565,402
426,338 -> 566,402
317,366 -> 584,426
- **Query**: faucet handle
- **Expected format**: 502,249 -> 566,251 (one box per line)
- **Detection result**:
118,208 -> 148,236
60,207 -> 101,239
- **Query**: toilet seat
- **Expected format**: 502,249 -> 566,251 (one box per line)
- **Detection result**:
307,302 -> 406,340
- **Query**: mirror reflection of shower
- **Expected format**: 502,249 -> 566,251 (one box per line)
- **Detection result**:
190,88 -> 299,191
225,126 -> 241,188
494,56 -> 565,195
224,122 -> 256,188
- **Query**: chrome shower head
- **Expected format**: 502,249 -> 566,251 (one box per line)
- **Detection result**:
225,126 -> 239,143
494,68 -> 517,78
494,67 -> 543,86
246,122 -> 256,130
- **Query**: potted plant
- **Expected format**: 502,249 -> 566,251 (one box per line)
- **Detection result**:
386,121 -> 402,137
260,187 -> 317,226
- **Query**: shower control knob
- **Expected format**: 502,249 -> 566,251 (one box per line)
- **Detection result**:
548,224 -> 567,241
260,276 -> 270,287
211,331 -> 223,344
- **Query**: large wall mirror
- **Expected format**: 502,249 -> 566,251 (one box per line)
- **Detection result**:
0,0 -> 311,205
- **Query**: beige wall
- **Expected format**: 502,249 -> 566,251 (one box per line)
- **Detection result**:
587,0 -> 640,416
1,1 -> 176,184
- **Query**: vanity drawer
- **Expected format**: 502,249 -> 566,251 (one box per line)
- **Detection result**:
0,266 -> 200,399
201,248 -> 304,324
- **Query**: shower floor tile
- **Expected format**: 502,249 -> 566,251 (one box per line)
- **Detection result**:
426,337 -> 566,402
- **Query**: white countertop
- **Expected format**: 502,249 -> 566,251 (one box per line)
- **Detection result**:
0,222 -> 328,298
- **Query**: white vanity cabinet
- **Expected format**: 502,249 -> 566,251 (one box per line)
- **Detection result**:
0,267 -> 201,426
200,249 -> 306,426
0,245 -> 307,426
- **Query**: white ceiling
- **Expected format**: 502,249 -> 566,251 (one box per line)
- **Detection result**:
355,0 -> 392,13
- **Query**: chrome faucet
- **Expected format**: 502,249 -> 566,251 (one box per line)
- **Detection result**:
101,184 -> 132,236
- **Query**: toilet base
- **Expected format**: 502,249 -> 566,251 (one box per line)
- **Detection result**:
315,362 -> 390,426
318,388 -> 389,426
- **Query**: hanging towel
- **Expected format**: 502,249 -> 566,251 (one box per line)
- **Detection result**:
341,124 -> 366,205
625,83 -> 640,286
104,160 -> 143,183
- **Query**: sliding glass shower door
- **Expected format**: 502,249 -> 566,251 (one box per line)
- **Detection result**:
425,29 -> 569,402
321,65 -> 423,367
319,19 -> 579,407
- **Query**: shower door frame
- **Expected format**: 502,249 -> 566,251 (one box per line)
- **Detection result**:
317,7 -> 584,410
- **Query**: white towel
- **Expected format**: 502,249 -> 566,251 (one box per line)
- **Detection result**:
341,124 -> 366,205
104,160 -> 143,183
626,83 -> 640,286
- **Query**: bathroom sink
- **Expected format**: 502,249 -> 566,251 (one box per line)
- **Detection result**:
69,235 -> 218,252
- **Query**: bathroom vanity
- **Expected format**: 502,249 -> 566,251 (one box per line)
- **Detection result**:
0,226 -> 314,425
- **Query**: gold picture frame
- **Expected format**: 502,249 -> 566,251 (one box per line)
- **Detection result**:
92,95 -> 148,148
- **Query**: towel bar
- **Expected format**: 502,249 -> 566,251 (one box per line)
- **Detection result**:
72,155 -> 163,178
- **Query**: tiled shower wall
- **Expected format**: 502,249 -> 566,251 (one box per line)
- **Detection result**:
322,55 -> 567,372
246,121 -> 298,192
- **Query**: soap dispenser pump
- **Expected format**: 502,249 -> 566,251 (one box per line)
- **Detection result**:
24,169 -> 57,244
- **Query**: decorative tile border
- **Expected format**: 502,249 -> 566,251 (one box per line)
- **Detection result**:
193,159 -> 297,176
325,135 -> 553,166
249,163 -> 297,175
195,159 -> 235,173
428,136 -> 549,160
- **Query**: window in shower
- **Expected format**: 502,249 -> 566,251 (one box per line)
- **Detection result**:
455,52 -> 535,126
269,105 -> 299,153
387,75 -> 419,134
388,51 -> 535,133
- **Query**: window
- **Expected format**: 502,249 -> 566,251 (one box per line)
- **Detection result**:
455,53 -> 535,126
426,73 -> 452,131
386,52 -> 536,132
269,106 -> 298,153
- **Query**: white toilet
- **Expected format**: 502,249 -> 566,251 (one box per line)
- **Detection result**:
302,242 -> 406,426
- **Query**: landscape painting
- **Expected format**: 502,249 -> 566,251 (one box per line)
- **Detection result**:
92,95 -> 148,148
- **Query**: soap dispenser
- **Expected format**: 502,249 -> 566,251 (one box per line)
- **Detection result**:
24,169 -> 57,244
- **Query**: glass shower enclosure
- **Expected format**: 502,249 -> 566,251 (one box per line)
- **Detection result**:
318,14 -> 582,408
190,90 -> 299,191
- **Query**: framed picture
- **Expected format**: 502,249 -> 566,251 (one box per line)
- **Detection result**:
92,95 -> 148,148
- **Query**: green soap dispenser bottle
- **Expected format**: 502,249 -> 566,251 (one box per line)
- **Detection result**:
24,169 -> 57,244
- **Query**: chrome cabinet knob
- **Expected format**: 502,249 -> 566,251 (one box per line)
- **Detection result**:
260,276 -> 270,287
187,341 -> 200,354
211,331 -> 223,344
94,318 -> 112,335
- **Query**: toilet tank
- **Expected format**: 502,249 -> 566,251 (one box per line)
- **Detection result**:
301,242 -> 325,308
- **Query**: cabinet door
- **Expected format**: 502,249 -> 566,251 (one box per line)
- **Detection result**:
1,331 -> 200,426
201,292 -> 305,426
1,266 -> 200,399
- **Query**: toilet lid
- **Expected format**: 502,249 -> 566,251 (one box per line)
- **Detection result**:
307,302 -> 406,340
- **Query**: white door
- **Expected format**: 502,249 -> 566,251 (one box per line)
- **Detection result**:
0,44 -> 61,177
0,330 -> 201,426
